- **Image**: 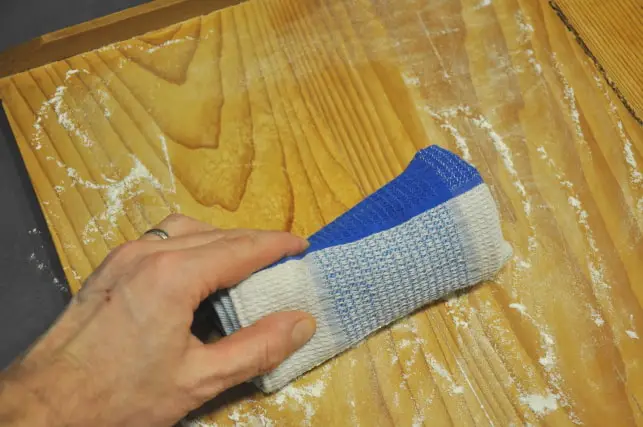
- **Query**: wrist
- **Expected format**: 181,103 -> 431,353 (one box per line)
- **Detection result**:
0,366 -> 57,427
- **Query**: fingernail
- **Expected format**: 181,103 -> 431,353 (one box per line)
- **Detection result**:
291,317 -> 316,349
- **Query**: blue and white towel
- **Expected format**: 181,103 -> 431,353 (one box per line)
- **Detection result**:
211,145 -> 512,392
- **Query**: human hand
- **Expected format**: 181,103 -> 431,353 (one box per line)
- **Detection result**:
0,214 -> 316,427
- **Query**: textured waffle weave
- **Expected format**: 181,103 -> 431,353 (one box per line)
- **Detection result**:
210,146 -> 512,392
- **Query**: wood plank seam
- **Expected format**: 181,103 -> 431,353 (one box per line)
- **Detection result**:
549,0 -> 643,126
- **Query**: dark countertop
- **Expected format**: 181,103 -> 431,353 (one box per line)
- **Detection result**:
0,0 -> 149,370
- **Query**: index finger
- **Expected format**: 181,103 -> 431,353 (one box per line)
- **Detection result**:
170,230 -> 308,308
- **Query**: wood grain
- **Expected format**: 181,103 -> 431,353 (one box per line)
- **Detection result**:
551,0 -> 643,124
1,0 -> 643,425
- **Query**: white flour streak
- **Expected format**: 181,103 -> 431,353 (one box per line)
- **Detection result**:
593,74 -> 643,187
159,134 -> 176,192
509,303 -> 527,315
453,356 -> 495,425
428,355 -> 464,395
96,89 -> 113,118
144,36 -> 196,53
472,116 -> 515,173
443,124 -> 471,161
552,54 -> 586,144
510,302 -> 556,372
471,115 -> 534,219
622,138 -> 643,185
538,145 -> 616,356
515,10 -> 537,70
424,106 -> 472,162
592,75 -> 643,218
537,146 -> 604,257
417,13 -> 450,81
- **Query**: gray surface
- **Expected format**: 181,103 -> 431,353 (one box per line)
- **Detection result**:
0,0 -> 149,370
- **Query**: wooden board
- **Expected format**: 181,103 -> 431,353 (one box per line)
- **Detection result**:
0,0 -> 245,80
1,0 -> 643,425
551,0 -> 643,124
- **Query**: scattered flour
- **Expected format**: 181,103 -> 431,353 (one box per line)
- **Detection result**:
514,257 -> 532,270
537,146 -> 612,302
589,306 -> 606,327
592,75 -> 643,218
430,27 -> 461,36
33,69 -> 95,150
509,303 -> 527,315
402,71 -> 421,87
411,413 -> 426,427
592,74 -> 643,188
269,371 -> 329,426
180,420 -> 216,427
474,0 -> 492,10
392,391 -> 400,408
515,10 -> 534,42
520,392 -> 559,415
470,115 -> 535,220
60,156 -> 166,244
525,49 -> 543,75
445,293 -> 474,329
508,298 -> 582,422
228,408 -> 274,427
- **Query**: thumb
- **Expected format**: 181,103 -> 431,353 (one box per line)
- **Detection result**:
194,311 -> 316,395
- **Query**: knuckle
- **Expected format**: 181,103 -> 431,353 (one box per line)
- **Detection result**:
234,233 -> 260,250
109,240 -> 142,262
143,251 -> 180,272
164,213 -> 187,224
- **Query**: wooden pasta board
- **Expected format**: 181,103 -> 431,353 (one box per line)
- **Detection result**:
1,0 -> 642,425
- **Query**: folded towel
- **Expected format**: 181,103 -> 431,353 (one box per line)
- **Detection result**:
210,145 -> 512,392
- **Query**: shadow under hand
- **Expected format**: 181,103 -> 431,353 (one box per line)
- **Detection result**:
184,299 -> 259,421
184,381 -> 258,421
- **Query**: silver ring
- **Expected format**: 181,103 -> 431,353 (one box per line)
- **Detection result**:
144,228 -> 170,240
